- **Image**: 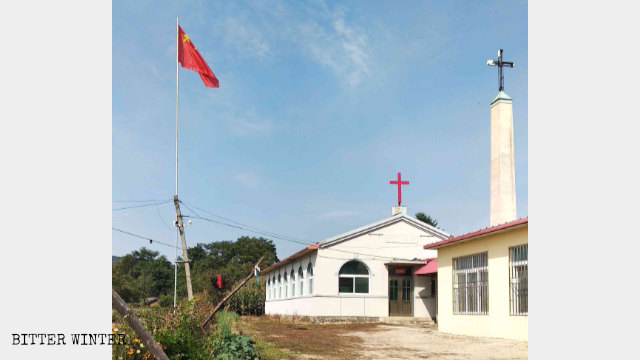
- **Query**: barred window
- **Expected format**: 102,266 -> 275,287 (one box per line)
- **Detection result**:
453,252 -> 488,315
290,269 -> 295,297
510,244 -> 528,316
272,276 -> 276,299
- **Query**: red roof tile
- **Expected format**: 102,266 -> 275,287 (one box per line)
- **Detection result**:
260,243 -> 318,273
414,258 -> 438,275
423,217 -> 528,250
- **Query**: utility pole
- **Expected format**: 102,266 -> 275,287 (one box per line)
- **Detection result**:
174,195 -> 194,300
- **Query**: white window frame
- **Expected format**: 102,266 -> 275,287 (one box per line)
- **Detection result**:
278,273 -> 282,299
284,270 -> 288,298
298,266 -> 304,296
290,269 -> 295,298
307,263 -> 314,295
338,260 -> 370,294
266,277 -> 270,300
509,244 -> 528,316
453,252 -> 488,315
271,275 -> 276,299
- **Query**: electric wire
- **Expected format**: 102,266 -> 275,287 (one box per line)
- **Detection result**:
179,201 -> 313,246
113,199 -> 172,203
113,200 -> 173,211
179,200 -> 310,244
112,227 -> 182,250
112,201 -> 173,218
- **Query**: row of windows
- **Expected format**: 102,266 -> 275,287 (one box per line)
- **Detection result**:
266,260 -> 373,300
452,244 -> 528,316
266,263 -> 314,300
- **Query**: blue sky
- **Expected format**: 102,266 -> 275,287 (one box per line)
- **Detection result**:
113,0 -> 528,261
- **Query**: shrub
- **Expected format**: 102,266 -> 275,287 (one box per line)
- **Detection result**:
158,294 -> 173,307
213,333 -> 262,360
216,310 -> 239,336
155,308 -> 213,360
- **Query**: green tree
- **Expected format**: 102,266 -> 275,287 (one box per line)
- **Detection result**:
112,247 -> 173,300
415,212 -> 442,230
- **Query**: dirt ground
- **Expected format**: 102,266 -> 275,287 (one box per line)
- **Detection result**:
238,316 -> 528,360
350,324 -> 528,360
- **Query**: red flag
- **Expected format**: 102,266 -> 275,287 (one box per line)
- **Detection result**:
178,26 -> 219,88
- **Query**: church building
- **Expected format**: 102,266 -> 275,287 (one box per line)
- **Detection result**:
262,203 -> 449,320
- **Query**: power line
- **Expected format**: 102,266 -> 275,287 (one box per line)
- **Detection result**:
179,201 -> 313,246
155,202 -> 176,232
113,200 -> 173,211
112,227 -> 182,250
112,202 -> 173,218
319,246 -> 423,262
180,200 -> 310,244
113,199 -> 171,203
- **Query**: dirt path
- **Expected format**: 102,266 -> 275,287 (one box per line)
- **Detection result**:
347,324 -> 528,360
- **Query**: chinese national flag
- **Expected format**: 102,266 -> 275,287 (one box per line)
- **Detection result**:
178,26 -> 219,88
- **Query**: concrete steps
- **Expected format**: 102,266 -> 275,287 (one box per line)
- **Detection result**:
380,317 -> 436,328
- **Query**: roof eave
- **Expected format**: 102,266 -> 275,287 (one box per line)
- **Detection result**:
319,214 -> 449,248
424,218 -> 528,250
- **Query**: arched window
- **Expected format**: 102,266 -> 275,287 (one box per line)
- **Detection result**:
284,271 -> 288,298
272,275 -> 276,299
290,269 -> 295,297
278,273 -> 282,299
307,263 -> 314,295
298,266 -> 304,296
267,278 -> 270,300
339,260 -> 369,294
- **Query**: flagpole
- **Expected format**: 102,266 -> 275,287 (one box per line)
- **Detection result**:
173,15 -> 179,310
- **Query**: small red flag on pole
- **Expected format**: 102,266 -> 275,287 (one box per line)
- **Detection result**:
178,26 -> 219,88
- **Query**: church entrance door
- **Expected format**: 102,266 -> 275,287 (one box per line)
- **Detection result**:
389,276 -> 412,316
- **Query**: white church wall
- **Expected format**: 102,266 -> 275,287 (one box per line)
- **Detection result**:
264,252 -> 317,315
264,217 -> 445,318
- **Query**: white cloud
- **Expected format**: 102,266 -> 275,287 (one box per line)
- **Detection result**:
216,0 -> 371,86
222,17 -> 270,58
294,6 -> 370,86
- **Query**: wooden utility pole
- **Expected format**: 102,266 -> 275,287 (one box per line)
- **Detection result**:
112,289 -> 170,360
201,257 -> 263,330
174,195 -> 194,300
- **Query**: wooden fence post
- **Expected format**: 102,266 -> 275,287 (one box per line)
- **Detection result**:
112,289 -> 170,360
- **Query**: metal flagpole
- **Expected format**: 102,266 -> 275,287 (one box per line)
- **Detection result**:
173,15 -> 179,310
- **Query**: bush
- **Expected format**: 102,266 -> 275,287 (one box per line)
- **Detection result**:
158,294 -> 173,307
155,306 -> 213,360
213,311 -> 261,360
216,310 -> 239,336
213,333 -> 262,360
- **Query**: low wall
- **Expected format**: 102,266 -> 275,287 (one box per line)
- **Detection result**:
265,295 -> 388,317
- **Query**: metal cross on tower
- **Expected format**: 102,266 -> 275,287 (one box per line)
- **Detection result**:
389,172 -> 409,206
487,49 -> 514,91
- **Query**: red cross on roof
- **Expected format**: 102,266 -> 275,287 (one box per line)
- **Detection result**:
389,172 -> 409,206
